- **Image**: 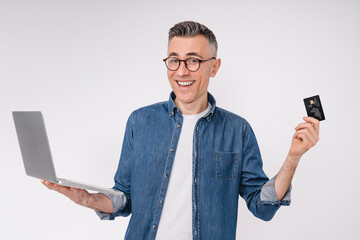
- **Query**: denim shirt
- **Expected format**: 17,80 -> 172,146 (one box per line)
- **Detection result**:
96,92 -> 291,240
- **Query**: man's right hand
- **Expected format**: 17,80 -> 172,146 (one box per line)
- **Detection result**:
41,180 -> 113,213
41,180 -> 91,206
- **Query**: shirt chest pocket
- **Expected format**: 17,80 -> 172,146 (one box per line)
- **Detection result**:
215,152 -> 239,180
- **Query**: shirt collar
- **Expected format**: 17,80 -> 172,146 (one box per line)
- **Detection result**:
167,91 -> 216,120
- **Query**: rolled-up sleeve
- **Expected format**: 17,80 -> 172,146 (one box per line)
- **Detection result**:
239,121 -> 291,221
95,192 -> 128,220
260,176 -> 291,206
95,113 -> 134,220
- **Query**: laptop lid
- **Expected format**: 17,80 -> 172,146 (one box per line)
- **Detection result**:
13,111 -> 58,183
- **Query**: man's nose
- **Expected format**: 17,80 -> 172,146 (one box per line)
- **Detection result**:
176,61 -> 190,76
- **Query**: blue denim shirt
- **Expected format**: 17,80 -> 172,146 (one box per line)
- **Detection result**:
96,92 -> 291,240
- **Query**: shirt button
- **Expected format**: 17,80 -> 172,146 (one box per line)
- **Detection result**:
158,200 -> 163,204
195,230 -> 197,236
177,123 -> 181,127
153,225 -> 157,229
164,174 -> 168,179
194,204 -> 197,210
194,178 -> 197,183
170,148 -> 174,152
177,109 -> 180,113
171,111 -> 174,116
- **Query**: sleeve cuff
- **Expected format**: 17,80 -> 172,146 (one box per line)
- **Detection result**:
260,176 -> 291,206
95,191 -> 127,220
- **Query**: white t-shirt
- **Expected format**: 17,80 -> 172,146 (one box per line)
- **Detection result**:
156,104 -> 211,239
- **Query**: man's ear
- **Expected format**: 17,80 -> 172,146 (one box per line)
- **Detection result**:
210,58 -> 221,77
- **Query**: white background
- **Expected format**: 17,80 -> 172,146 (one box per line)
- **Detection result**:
1,0 -> 359,239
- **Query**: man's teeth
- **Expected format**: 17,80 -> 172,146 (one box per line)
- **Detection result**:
177,81 -> 194,86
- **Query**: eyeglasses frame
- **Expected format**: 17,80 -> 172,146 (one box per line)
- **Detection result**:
163,56 -> 216,72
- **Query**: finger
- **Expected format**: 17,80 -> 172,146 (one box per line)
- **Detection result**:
294,131 -> 312,148
294,132 -> 313,154
42,180 -> 71,194
43,181 -> 60,190
69,187 -> 84,193
295,122 -> 314,131
294,128 -> 317,146
295,122 -> 318,141
41,180 -> 50,189
294,128 -> 316,142
41,180 -> 56,189
53,185 -> 72,195
303,116 -> 320,135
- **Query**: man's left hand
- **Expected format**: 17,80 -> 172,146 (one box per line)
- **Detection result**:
289,116 -> 320,159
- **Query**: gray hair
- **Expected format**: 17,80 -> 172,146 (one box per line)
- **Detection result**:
168,21 -> 218,57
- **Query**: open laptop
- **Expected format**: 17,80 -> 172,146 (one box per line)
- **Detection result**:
13,111 -> 122,196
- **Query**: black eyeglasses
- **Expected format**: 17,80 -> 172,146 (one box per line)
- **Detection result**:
163,57 -> 216,72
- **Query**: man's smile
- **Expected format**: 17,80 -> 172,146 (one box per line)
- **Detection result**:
176,80 -> 195,87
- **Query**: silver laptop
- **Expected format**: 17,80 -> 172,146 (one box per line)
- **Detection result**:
13,111 -> 122,196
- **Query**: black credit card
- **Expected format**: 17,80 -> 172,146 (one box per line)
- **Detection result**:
303,95 -> 325,121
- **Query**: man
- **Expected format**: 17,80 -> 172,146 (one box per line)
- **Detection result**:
43,21 -> 320,239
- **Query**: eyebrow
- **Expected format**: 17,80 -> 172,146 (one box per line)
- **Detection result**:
168,52 -> 203,59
